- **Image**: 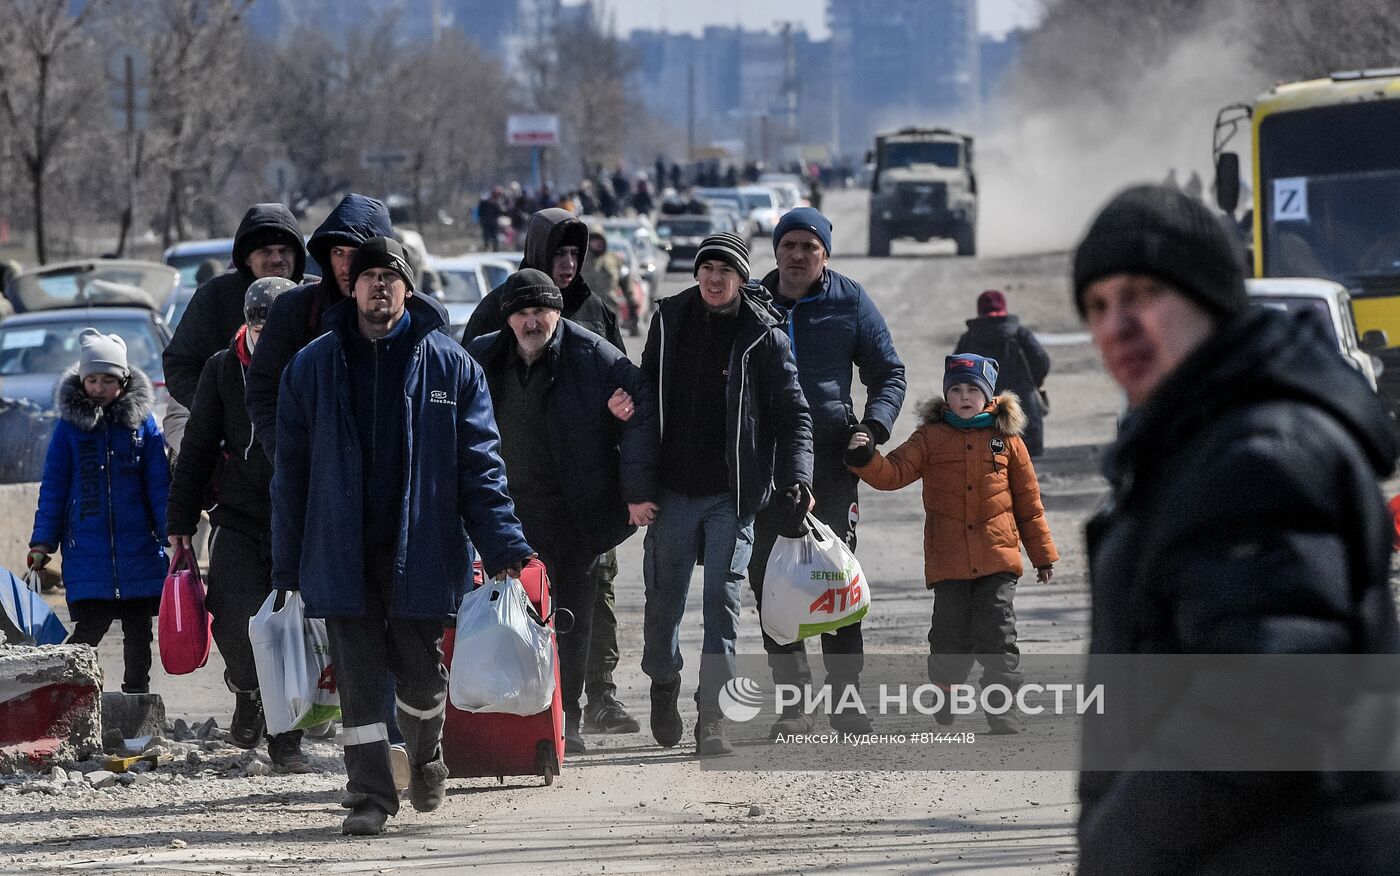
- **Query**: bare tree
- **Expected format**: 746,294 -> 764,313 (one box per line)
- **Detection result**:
0,0 -> 108,263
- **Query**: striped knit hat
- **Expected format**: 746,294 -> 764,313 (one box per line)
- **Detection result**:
693,232 -> 750,279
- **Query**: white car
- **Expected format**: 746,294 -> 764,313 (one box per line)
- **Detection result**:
737,185 -> 784,236
426,255 -> 493,337
1246,277 -> 1385,391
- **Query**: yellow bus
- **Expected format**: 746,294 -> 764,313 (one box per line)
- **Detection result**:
1214,68 -> 1400,398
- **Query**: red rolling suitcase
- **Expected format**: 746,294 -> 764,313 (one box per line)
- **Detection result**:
441,558 -> 564,784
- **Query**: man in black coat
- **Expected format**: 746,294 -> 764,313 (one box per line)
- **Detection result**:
462,207 -> 636,735
1074,184 -> 1400,874
953,289 -> 1050,456
162,203 -> 306,453
166,277 -> 308,772
467,269 -> 658,755
163,203 -> 307,408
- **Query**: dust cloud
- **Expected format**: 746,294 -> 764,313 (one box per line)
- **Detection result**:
975,5 -> 1270,256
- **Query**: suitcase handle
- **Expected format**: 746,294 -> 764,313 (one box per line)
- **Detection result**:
546,607 -> 574,634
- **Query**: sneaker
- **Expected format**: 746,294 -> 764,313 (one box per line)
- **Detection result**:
408,760 -> 450,813
564,713 -> 587,755
649,678 -> 683,748
268,731 -> 312,774
767,705 -> 813,740
582,696 -> 640,734
229,692 -> 265,750
389,744 -> 411,792
340,795 -> 389,836
694,711 -> 733,757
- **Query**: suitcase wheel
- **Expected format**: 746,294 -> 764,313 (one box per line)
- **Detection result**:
536,740 -> 559,787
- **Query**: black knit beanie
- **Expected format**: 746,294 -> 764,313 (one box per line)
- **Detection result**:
693,232 -> 750,278
349,236 -> 416,293
1072,184 -> 1247,318
500,269 -> 565,318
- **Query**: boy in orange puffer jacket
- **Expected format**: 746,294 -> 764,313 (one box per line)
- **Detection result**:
845,353 -> 1057,733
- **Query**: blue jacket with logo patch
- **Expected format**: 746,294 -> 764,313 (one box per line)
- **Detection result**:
271,295 -> 531,619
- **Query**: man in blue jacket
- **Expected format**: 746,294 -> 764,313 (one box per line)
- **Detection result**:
467,269 -> 658,756
272,237 -> 533,836
749,207 -> 907,738
641,232 -> 814,757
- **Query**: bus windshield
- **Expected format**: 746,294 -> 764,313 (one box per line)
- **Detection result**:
1260,100 -> 1400,285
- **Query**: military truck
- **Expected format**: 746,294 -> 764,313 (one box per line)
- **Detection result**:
866,127 -> 977,257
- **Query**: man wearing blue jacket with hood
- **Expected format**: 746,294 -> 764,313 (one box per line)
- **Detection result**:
272,237 -> 532,836
750,207 -> 906,739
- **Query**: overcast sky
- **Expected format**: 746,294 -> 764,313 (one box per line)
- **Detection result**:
575,0 -> 1042,40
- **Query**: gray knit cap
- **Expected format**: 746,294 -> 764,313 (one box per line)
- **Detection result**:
78,329 -> 129,380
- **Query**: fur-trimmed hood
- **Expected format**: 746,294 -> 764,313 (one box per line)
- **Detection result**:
54,365 -> 155,432
918,391 -> 1026,436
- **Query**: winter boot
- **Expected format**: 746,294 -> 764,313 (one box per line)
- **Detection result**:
828,683 -> 873,734
564,712 -> 588,755
768,704 -> 814,740
409,760 -> 450,813
268,731 -> 312,774
649,678 -> 683,748
982,683 -> 1022,735
694,710 -> 733,757
340,794 -> 389,836
229,691 -> 265,749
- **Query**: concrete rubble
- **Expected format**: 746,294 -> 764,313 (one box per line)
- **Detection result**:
0,643 -> 103,773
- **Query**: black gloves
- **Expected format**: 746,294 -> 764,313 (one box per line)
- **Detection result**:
775,483 -> 814,538
844,423 -> 876,468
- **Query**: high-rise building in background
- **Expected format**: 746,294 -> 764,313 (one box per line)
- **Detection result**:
828,0 -> 980,156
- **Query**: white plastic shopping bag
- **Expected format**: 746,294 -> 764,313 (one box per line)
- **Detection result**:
248,591 -> 341,734
448,576 -> 556,715
761,513 -> 871,646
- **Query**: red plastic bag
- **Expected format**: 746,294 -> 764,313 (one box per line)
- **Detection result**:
158,545 -> 212,675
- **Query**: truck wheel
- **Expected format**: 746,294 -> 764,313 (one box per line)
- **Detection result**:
868,221 -> 891,257
955,223 -> 977,257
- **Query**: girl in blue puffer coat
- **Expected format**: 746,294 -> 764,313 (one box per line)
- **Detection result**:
29,329 -> 170,693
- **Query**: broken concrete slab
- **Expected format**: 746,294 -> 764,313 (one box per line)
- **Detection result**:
0,644 -> 103,774
101,692 -> 166,739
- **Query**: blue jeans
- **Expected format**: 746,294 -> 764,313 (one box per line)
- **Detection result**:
642,489 -> 754,711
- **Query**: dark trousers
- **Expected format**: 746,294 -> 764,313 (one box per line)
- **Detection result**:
325,549 -> 447,815
210,526 -> 402,743
584,548 -> 619,702
748,465 -> 865,690
927,571 -> 1021,689
68,597 -> 159,693
530,538 -> 598,723
206,525 -> 271,694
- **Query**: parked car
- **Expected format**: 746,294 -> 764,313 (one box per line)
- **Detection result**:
582,217 -> 670,293
4,260 -> 180,315
0,307 -> 174,420
656,215 -> 721,273
607,236 -> 650,330
426,255 -> 493,337
737,185 -> 784,235
1246,277 -> 1385,391
759,174 -> 811,210
163,238 -> 324,288
696,189 -> 758,242
476,253 -> 520,289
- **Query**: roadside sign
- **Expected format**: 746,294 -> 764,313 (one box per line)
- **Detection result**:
361,150 -> 415,173
507,114 -> 561,146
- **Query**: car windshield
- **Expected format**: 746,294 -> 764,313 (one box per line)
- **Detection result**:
166,251 -> 230,287
1249,295 -> 1338,344
882,141 -> 961,169
0,317 -> 165,378
480,263 -> 511,289
657,219 -> 712,237
1260,101 -> 1400,285
8,263 -> 176,311
740,191 -> 774,211
436,269 -> 484,304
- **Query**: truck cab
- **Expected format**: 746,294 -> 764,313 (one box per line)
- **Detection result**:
867,127 -> 977,257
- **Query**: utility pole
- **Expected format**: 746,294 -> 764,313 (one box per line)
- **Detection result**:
124,54 -> 136,258
687,61 -> 696,160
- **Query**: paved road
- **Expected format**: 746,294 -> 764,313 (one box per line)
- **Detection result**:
5,189 -> 1122,874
